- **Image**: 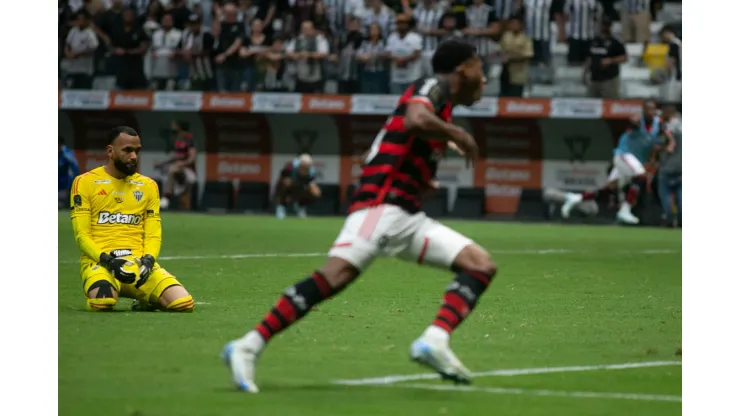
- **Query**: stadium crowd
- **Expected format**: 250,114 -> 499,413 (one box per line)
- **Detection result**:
59,0 -> 681,99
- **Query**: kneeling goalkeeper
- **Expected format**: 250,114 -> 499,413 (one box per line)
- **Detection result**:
70,126 -> 195,312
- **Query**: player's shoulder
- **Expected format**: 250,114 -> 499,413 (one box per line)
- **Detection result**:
74,167 -> 105,188
129,173 -> 159,190
412,76 -> 451,101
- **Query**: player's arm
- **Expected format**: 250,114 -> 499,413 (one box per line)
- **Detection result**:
658,121 -> 676,153
306,167 -> 321,198
404,80 -> 466,143
70,175 -> 106,262
143,180 -> 162,261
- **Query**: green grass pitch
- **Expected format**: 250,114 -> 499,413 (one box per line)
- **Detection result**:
58,212 -> 681,416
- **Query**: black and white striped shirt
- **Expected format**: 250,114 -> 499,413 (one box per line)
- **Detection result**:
524,0 -> 554,41
414,3 -> 446,52
622,0 -> 649,14
466,3 -> 498,57
357,39 -> 387,72
668,37 -> 681,81
182,30 -> 215,81
564,0 -> 602,40
322,0 -> 348,35
493,0 -> 520,20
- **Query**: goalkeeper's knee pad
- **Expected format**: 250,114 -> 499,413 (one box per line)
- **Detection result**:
165,295 -> 195,312
86,297 -> 117,312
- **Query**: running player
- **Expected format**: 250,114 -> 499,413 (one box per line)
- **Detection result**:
274,154 -> 321,219
560,99 -> 675,224
223,39 -> 491,392
70,126 -> 195,312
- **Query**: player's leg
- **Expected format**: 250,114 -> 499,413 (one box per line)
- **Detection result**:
273,177 -> 293,219
400,218 -> 496,384
161,164 -> 185,209
124,263 -> 195,312
223,206 -> 388,392
613,154 -> 646,224
295,183 -> 321,218
561,168 -> 619,219
81,264 -> 122,312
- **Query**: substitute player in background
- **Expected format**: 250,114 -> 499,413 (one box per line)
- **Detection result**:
274,154 -> 321,219
560,99 -> 675,224
70,126 -> 195,312
223,39 -> 494,392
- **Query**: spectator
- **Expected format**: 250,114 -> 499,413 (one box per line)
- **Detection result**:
237,0 -> 260,25
63,10 -> 99,89
621,0 -> 651,43
314,0 -> 335,42
659,25 -> 681,102
464,0 -> 500,73
493,0 -> 523,22
413,0 -> 446,53
59,136 -> 80,209
562,0 -> 602,65
524,0 -> 562,69
239,18 -> 272,91
214,3 -> 246,92
111,8 -> 150,90
253,0 -> 282,36
448,0 -> 469,30
156,120 -> 198,211
138,0 -> 164,36
94,0 -> 126,45
286,21 -> 330,93
357,21 -> 390,94
150,13 -> 183,90
359,0 -> 396,38
262,35 -> 290,92
289,0 -> 320,35
386,13 -> 423,94
182,13 -> 217,91
657,104 -> 681,228
582,18 -> 626,99
322,0 -> 351,35
499,16 -> 533,97
168,0 -> 193,30
335,17 -> 365,94
438,11 -> 464,42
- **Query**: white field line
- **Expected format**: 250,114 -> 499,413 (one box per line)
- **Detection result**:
332,361 -> 682,386
58,249 -> 678,264
385,383 -> 682,403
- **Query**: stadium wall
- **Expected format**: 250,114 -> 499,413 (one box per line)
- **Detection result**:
59,90 -> 642,215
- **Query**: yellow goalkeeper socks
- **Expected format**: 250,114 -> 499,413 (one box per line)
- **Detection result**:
165,295 -> 195,312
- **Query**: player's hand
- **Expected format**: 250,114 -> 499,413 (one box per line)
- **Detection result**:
450,129 -> 479,168
100,252 -> 137,284
447,141 -> 465,157
135,255 -> 156,289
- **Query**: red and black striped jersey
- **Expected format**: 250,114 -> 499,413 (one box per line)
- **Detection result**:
348,76 -> 453,214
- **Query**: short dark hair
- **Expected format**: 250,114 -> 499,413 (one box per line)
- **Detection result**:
431,39 -> 477,74
107,126 -> 139,145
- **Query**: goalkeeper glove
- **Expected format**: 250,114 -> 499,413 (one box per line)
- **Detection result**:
100,252 -> 137,284
136,254 -> 156,289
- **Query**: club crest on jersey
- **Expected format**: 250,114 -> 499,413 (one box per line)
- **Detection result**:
133,190 -> 143,202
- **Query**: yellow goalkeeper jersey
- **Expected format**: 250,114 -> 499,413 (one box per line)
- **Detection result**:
70,166 -> 162,265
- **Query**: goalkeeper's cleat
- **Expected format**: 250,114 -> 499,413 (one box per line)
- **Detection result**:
560,192 -> 583,219
86,297 -> 117,312
276,204 -> 286,220
222,334 -> 262,393
295,204 -> 307,219
410,336 -> 473,385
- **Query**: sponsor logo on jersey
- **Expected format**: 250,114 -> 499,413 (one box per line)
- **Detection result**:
115,197 -> 124,203
110,249 -> 133,258
128,180 -> 144,186
98,189 -> 107,196
73,194 -> 82,206
133,190 -> 143,202
97,212 -> 143,225
94,179 -> 111,184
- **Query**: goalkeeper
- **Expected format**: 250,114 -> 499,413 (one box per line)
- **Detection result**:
70,126 -> 195,312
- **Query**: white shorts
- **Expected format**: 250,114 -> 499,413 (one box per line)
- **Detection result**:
608,153 -> 646,187
328,204 -> 475,271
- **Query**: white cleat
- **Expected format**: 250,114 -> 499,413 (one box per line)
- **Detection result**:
222,339 -> 261,393
616,207 -> 640,225
410,337 -> 473,385
560,193 -> 583,219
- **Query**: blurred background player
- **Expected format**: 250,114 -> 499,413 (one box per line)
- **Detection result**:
59,136 -> 80,209
156,120 -> 197,210
274,154 -> 321,219
561,99 -> 675,224
657,104 -> 682,227
70,126 -> 195,312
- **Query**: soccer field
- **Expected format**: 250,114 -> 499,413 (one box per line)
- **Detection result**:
58,212 -> 682,416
